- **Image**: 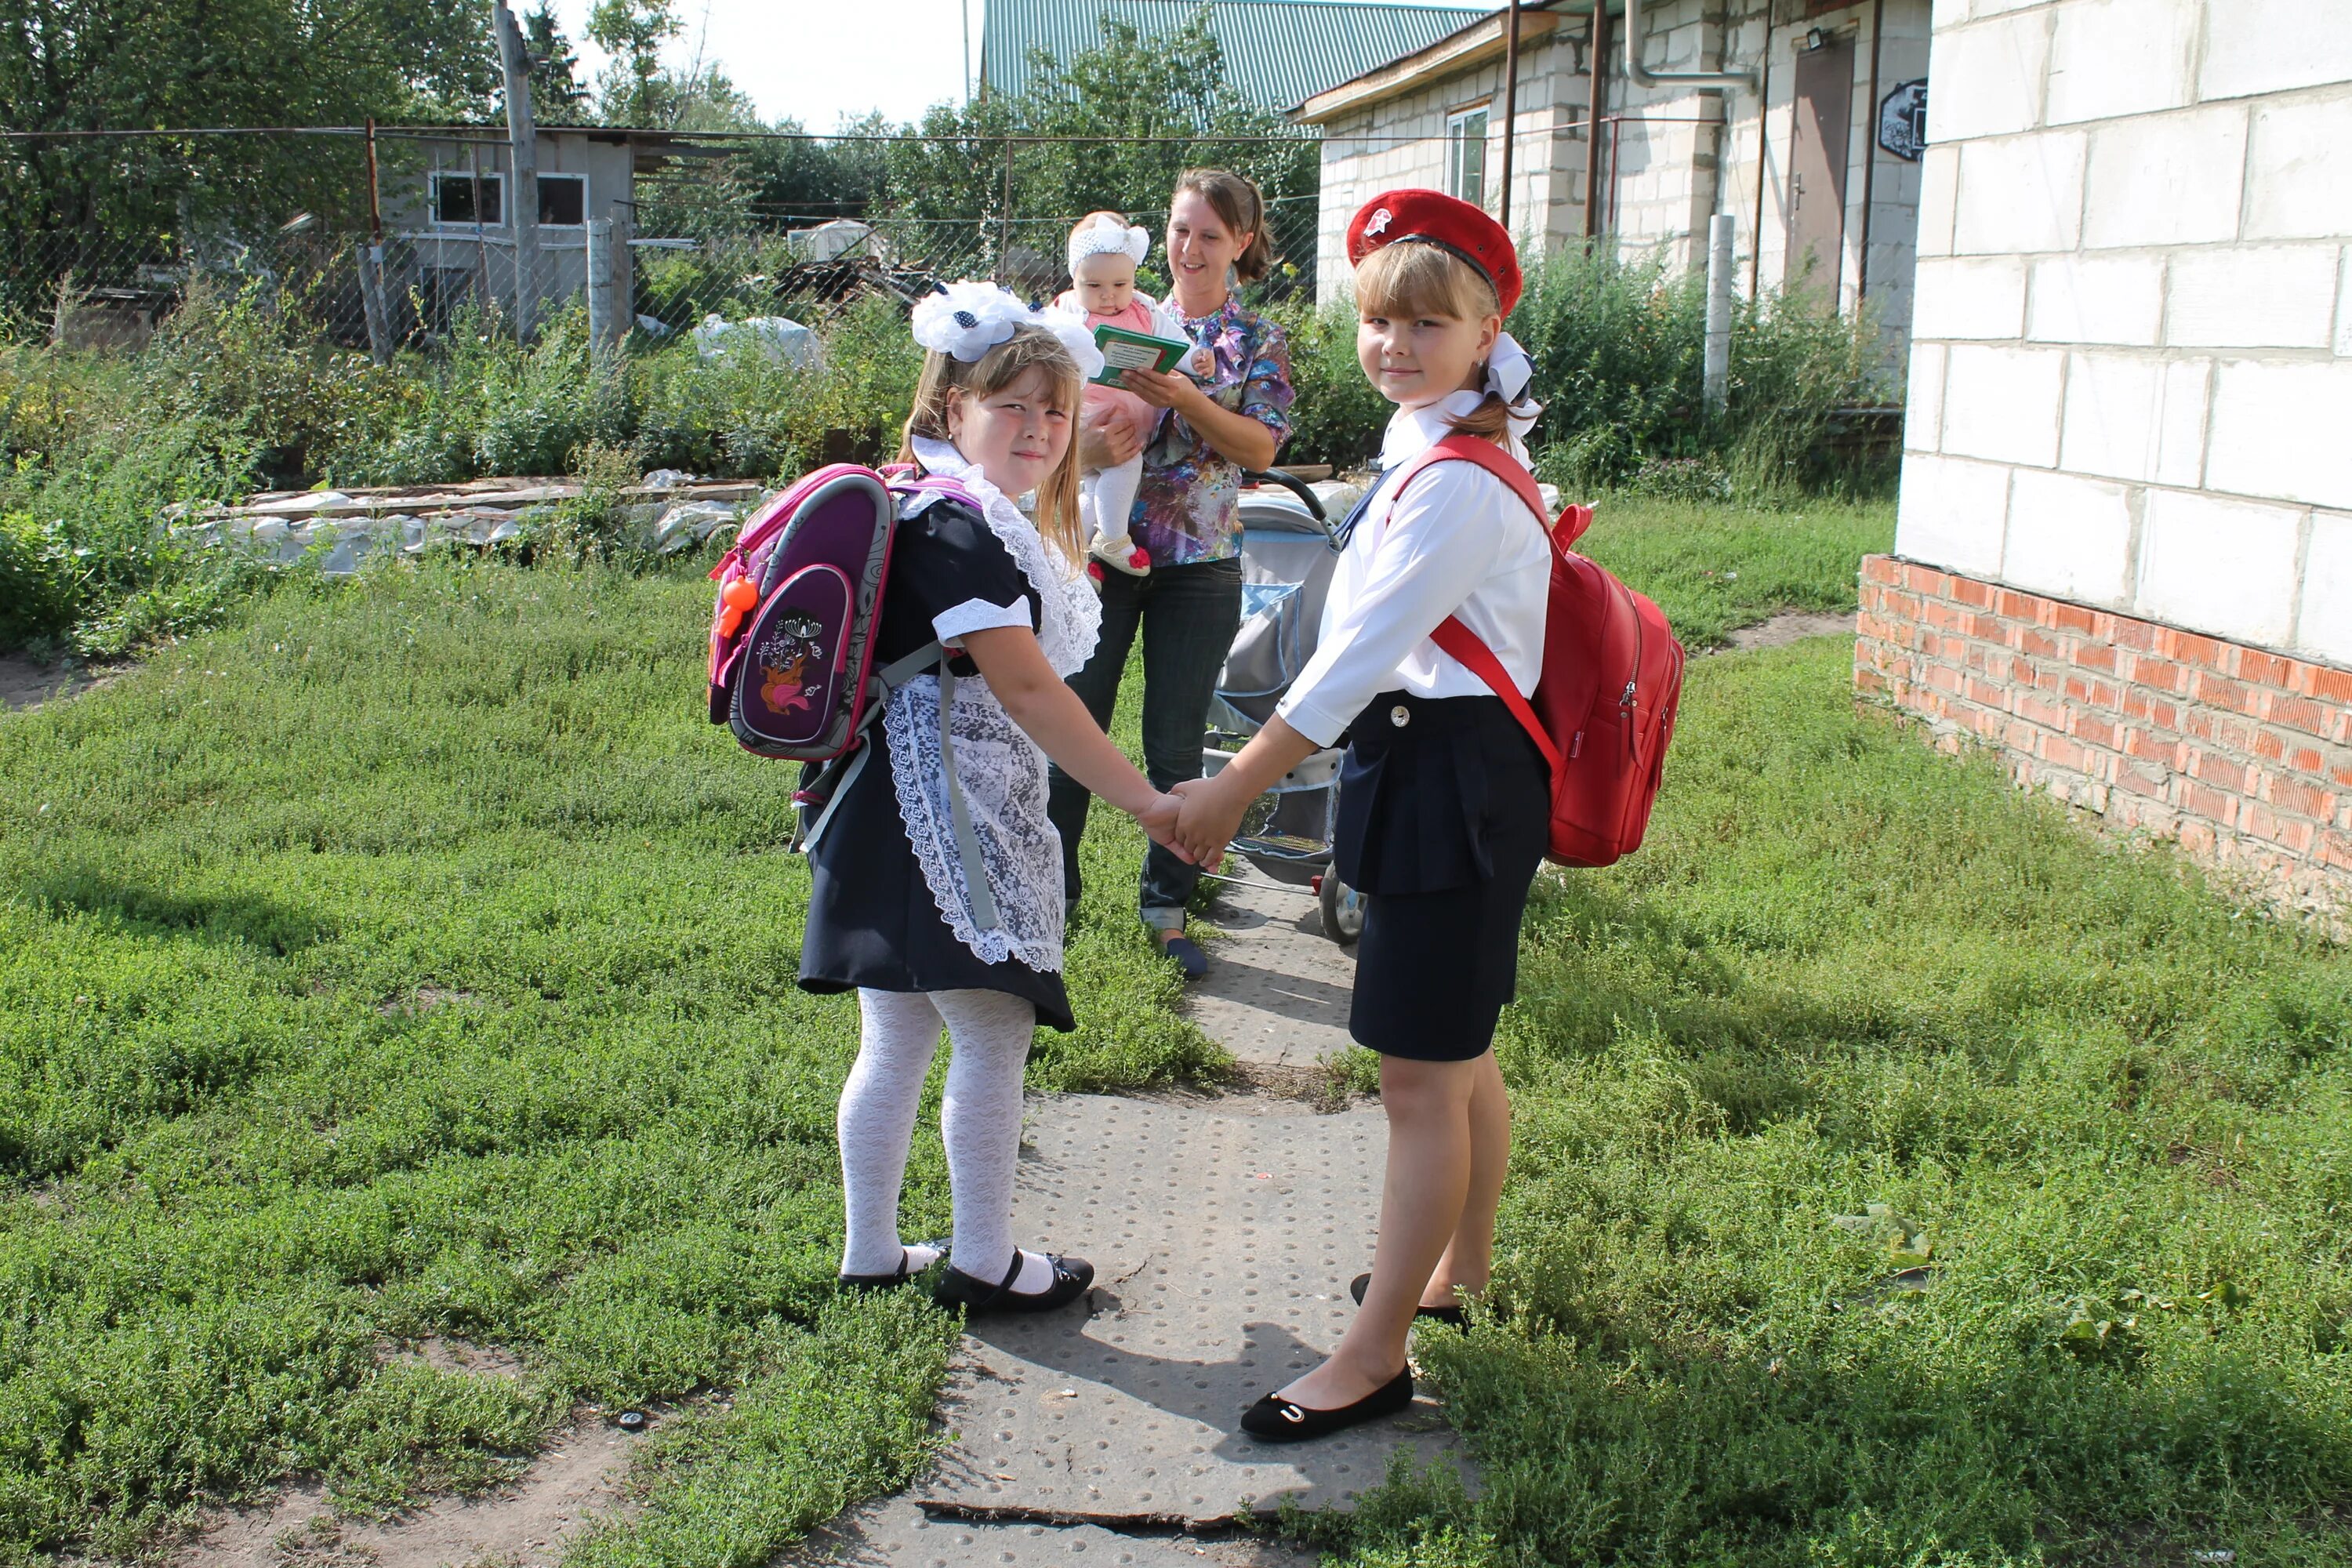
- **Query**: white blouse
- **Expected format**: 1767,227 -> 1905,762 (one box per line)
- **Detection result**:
1275,390 -> 1553,749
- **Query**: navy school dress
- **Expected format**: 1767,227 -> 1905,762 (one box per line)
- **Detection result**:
795,497 -> 1076,1033
1332,688 -> 1548,1062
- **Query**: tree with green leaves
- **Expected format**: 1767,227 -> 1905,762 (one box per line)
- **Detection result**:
0,0 -> 499,306
880,7 -> 1315,281
523,4 -> 590,124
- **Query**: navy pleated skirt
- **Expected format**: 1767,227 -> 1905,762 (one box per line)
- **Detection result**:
1333,691 -> 1548,1061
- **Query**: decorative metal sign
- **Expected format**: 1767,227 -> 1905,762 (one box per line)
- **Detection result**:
1879,79 -> 1928,162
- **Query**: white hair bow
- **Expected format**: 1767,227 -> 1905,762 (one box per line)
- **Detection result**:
1067,213 -> 1150,273
1483,331 -> 1542,441
911,279 -> 1029,361
909,278 -> 1108,381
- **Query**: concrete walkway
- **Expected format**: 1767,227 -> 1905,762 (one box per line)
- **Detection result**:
794,873 -> 1472,1566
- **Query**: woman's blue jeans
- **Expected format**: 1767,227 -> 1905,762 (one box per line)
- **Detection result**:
1047,557 -> 1243,929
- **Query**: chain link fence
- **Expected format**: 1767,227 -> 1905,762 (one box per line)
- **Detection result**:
2,129 -> 1328,358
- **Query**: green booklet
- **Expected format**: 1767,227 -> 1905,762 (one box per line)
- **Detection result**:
1091,322 -> 1191,386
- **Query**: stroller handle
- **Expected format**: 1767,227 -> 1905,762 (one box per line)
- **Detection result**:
1239,467 -> 1328,522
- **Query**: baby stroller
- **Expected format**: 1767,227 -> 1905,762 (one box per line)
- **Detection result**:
1200,470 -> 1368,945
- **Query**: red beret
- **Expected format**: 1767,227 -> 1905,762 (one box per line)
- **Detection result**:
1345,188 -> 1523,319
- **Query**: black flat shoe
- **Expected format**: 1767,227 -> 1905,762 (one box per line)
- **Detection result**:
838,1240 -> 949,1294
932,1247 -> 1094,1315
1350,1272 -> 1469,1327
1240,1366 -> 1414,1442
1157,932 -> 1209,979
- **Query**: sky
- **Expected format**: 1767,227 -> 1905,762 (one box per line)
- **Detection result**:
543,0 -> 1494,132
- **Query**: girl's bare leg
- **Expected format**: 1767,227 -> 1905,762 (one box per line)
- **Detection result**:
1425,1048 -> 1510,1307
1275,1054 -> 1475,1409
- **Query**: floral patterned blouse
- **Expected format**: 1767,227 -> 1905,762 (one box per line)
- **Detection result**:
1127,296 -> 1295,566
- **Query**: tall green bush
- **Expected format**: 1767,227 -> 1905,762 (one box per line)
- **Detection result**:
1510,244 -> 1888,498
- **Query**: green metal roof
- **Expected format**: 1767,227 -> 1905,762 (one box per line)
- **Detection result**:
980,0 -> 1493,112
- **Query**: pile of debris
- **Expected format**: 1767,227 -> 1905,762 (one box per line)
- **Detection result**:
172,472 -> 764,574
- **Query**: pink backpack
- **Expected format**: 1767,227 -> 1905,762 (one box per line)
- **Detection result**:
1391,434 -> 1687,868
706,462 -> 1003,910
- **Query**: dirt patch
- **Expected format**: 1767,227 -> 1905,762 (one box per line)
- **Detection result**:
0,653 -> 120,713
164,1412 -> 647,1568
375,1338 -> 528,1381
1716,610 -> 1856,652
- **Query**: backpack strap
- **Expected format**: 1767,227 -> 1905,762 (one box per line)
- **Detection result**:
1388,433 -> 1550,532
1385,434 -> 1562,777
1430,619 -> 1562,777
795,638 -> 1001,933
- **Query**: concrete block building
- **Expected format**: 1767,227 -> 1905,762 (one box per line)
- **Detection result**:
1856,0 -> 2352,911
1298,1 -> 1934,345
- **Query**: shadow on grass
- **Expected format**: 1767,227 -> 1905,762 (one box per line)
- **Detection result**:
23,866 -> 330,955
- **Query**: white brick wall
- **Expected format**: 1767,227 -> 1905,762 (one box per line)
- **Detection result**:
2081,105 -> 2247,249
1899,452 -> 2012,575
2136,488 -> 2304,648
2003,468 -> 2133,601
1896,0 -> 2352,667
2026,253 -> 2162,343
1941,344 -> 2065,465
2299,510 -> 2352,665
2045,0 -> 2195,125
1952,132 -> 2085,253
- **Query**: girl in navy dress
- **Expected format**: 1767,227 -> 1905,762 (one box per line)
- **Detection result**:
1171,191 -> 1549,1437
801,282 -> 1185,1314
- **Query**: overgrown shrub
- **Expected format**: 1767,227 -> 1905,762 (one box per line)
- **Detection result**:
1512,243 -> 1888,498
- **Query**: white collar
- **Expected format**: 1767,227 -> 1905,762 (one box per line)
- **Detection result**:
906,436 -> 1102,679
1380,390 -> 1484,465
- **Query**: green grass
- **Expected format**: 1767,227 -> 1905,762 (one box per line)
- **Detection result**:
1323,637 -> 2352,1567
0,561 -> 1211,1563
1573,493 -> 1895,649
7,495 -> 2348,1567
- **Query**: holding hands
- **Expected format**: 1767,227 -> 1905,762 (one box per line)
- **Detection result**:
1131,791 -> 1192,862
1169,773 -> 1250,867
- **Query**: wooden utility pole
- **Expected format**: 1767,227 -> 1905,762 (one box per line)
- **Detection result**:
358,117 -> 392,363
493,1 -> 541,341
1498,0 -> 1522,227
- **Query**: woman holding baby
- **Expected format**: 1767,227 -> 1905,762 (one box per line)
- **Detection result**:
1044,167 -> 1296,978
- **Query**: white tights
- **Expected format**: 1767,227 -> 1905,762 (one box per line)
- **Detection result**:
838,987 -> 1047,1289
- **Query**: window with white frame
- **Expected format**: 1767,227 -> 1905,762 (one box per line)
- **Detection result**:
1446,107 -> 1489,209
430,170 -> 503,227
535,172 -> 586,227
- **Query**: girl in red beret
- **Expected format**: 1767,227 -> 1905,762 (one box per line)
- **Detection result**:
1172,189 -> 1548,1440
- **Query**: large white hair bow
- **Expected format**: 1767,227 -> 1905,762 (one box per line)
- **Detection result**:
911,279 -> 1029,362
1483,331 -> 1543,441
911,278 -> 1107,381
1067,213 -> 1150,273
1033,304 -> 1108,381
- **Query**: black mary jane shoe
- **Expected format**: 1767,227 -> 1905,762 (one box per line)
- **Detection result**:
1240,1366 -> 1414,1443
838,1240 -> 949,1294
1350,1272 -> 1469,1327
932,1247 -> 1094,1316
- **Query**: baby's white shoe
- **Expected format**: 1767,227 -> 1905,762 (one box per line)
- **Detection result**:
1091,532 -> 1151,577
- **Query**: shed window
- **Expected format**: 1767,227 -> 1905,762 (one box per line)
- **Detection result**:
432,171 -> 502,227
537,172 -> 586,226
1446,107 -> 1489,209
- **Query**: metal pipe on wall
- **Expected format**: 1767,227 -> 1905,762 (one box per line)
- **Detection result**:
1624,0 -> 1758,90
1749,5 -> 1775,303
1856,0 -> 1886,303
1498,0 -> 1522,227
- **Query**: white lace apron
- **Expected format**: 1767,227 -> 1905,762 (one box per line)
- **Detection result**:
884,439 -> 1102,973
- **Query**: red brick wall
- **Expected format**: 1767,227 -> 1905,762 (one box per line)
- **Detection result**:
1856,555 -> 2352,914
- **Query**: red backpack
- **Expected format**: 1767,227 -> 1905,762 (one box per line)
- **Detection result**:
1385,434 -> 1686,868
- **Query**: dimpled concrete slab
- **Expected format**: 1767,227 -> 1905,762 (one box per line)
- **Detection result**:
1186,876 -> 1359,1069
797,1497 -> 1320,1566
911,1094 -> 1468,1524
